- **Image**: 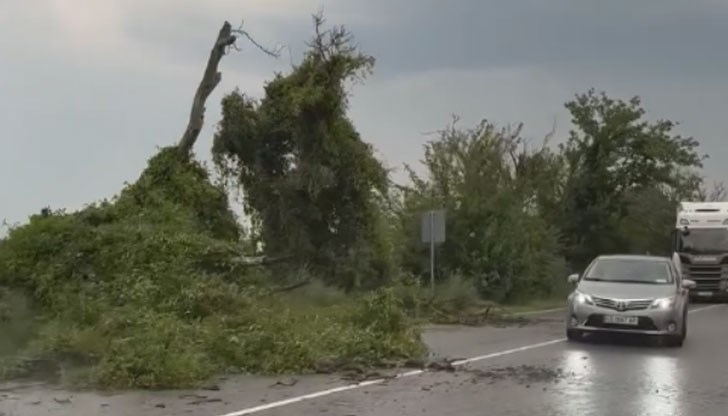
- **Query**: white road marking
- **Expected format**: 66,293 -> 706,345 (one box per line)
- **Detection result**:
217,303 -> 723,416
451,338 -> 565,366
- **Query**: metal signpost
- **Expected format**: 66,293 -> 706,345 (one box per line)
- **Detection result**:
421,209 -> 446,293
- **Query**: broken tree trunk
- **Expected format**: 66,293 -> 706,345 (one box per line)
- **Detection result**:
177,21 -> 237,158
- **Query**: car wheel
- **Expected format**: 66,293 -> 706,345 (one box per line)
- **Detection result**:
566,328 -> 582,341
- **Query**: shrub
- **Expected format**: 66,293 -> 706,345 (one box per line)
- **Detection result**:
0,149 -> 425,389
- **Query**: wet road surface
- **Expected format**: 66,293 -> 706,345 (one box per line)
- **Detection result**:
3,304 -> 727,416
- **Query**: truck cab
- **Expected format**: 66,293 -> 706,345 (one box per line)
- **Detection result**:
672,201 -> 728,300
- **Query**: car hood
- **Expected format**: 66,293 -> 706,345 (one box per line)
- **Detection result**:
576,281 -> 675,300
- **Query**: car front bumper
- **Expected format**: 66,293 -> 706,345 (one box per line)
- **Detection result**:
566,301 -> 683,336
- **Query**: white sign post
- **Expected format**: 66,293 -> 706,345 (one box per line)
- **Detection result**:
421,209 -> 446,293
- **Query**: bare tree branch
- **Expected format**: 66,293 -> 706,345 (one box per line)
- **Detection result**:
542,116 -> 558,148
504,123 -> 524,172
695,180 -> 727,202
709,181 -> 727,201
177,21 -> 280,158
231,20 -> 285,57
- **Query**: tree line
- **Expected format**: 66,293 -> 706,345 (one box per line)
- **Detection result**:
1,15 -> 717,304
208,19 -> 716,302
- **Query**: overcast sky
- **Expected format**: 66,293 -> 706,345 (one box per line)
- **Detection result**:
2,0 -> 728,227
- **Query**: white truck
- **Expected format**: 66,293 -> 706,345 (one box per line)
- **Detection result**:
673,201 -> 728,300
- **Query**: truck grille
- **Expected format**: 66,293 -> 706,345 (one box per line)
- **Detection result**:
685,264 -> 723,290
592,296 -> 652,311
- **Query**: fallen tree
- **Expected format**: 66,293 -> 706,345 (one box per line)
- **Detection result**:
0,16 -> 425,389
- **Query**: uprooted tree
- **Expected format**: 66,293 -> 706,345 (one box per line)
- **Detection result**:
0,15 -> 425,389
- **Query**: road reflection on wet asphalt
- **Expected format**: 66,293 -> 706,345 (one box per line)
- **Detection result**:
266,304 -> 728,416
3,304 -> 727,416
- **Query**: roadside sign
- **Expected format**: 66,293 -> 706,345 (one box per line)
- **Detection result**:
421,209 -> 446,244
421,209 -> 446,293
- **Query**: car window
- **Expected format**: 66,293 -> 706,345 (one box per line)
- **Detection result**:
584,258 -> 673,284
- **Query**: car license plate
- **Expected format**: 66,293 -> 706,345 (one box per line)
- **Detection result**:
603,315 -> 638,325
697,291 -> 713,297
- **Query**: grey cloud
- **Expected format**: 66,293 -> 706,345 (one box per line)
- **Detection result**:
382,1 -> 727,77
301,0 -> 726,80
120,3 -> 354,74
3,0 -> 728,227
121,1 -> 728,79
0,60 -> 183,218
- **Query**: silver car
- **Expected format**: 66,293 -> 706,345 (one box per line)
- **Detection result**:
565,254 -> 696,347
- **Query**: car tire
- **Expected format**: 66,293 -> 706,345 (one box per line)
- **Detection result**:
566,328 -> 582,342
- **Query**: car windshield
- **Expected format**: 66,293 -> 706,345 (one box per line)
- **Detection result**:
583,258 -> 672,284
678,228 -> 728,254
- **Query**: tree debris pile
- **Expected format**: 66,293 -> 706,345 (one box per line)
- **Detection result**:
0,147 -> 424,389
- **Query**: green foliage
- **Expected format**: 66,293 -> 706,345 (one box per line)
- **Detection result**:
0,11 -> 714,390
0,289 -> 39,360
560,89 -> 704,266
0,146 -> 424,388
395,89 -> 705,299
397,120 -> 567,302
114,147 -> 241,242
212,15 -> 392,290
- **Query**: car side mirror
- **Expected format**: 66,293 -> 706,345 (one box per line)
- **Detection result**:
567,273 -> 579,284
683,279 -> 696,290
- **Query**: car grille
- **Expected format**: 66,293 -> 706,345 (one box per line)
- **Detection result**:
591,296 -> 652,311
585,314 -> 658,331
685,264 -> 723,290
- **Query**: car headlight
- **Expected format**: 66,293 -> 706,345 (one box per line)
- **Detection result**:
651,297 -> 675,309
574,291 -> 594,305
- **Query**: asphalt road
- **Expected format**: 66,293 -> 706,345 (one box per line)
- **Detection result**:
3,303 -> 727,416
